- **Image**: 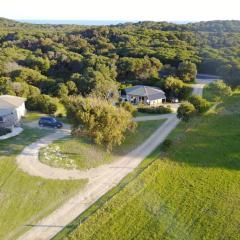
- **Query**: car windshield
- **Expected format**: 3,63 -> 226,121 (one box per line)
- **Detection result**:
50,118 -> 57,122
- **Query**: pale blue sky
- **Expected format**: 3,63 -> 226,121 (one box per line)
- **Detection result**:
1,0 -> 239,21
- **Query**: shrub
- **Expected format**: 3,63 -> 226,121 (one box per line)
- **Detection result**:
164,77 -> 184,97
189,95 -> 211,113
0,128 -> 11,136
64,96 -> 136,151
120,101 -> 137,114
26,94 -> 57,114
178,61 -> 197,82
207,80 -> 232,101
161,77 -> 192,100
177,102 -> 196,121
56,83 -> 69,98
138,105 -> 172,114
179,84 -> 193,100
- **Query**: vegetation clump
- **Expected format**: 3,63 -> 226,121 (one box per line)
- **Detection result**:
26,94 -> 57,114
65,96 -> 136,151
161,76 -> 192,100
177,102 -> 196,121
205,80 -> 232,101
177,61 -> 197,82
138,105 -> 172,114
120,101 -> 137,114
188,95 -> 211,113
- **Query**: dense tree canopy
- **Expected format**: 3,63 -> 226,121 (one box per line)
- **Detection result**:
0,18 -> 240,106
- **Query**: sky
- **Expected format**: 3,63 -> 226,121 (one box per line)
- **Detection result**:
0,0 -> 240,22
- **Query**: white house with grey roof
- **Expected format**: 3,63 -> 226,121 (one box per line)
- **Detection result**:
123,85 -> 166,106
0,95 -> 26,129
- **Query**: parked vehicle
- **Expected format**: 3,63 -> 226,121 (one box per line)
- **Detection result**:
169,98 -> 179,103
38,117 -> 63,129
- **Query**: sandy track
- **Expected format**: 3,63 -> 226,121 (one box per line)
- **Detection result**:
17,77 -> 216,240
17,114 -> 171,180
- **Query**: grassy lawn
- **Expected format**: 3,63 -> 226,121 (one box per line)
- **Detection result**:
59,92 -> 240,240
39,120 -> 166,170
0,127 -> 86,240
133,111 -> 159,117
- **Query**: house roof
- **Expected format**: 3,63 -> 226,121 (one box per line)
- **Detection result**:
0,95 -> 26,110
125,85 -> 166,101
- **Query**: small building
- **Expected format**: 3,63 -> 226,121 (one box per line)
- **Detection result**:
0,95 -> 26,129
123,85 -> 166,106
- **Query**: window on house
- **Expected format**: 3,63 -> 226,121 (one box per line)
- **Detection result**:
0,117 -> 3,122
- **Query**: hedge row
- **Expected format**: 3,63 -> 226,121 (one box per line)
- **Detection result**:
138,105 -> 172,114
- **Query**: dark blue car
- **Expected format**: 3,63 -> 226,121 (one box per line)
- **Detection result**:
38,117 -> 63,129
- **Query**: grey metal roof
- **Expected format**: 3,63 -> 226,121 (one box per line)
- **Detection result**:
125,85 -> 166,101
0,95 -> 25,109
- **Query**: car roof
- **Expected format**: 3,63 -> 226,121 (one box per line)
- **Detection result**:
40,117 -> 55,120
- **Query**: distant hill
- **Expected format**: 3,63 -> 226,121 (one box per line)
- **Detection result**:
0,17 -> 20,27
121,20 -> 240,33
187,20 -> 240,33
1,17 -> 240,33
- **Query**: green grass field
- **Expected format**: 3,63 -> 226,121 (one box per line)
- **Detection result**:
0,127 -> 86,240
61,91 -> 240,240
39,120 -> 166,170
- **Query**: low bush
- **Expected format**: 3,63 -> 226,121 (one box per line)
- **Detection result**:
26,94 -> 57,114
0,127 -> 12,136
206,80 -> 232,101
189,95 -> 211,113
138,105 -> 172,114
177,102 -> 196,121
120,101 -> 137,114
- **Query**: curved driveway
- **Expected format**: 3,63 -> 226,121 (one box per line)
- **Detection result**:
17,76 -> 217,240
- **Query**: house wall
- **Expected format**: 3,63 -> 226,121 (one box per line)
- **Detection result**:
126,94 -> 148,104
126,94 -> 167,106
149,98 -> 165,106
0,112 -> 16,129
0,103 -> 25,129
15,103 -> 26,121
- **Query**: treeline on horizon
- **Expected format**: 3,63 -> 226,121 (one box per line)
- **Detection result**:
0,17 -> 240,104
